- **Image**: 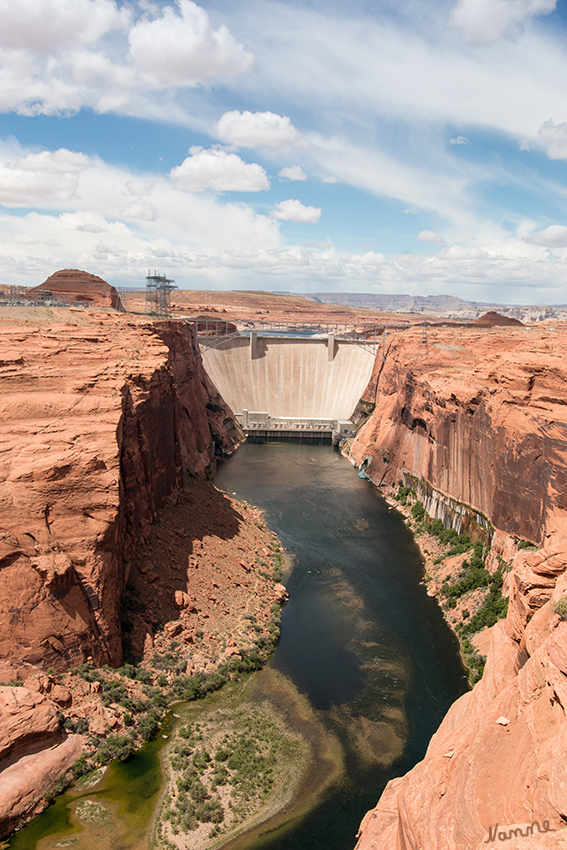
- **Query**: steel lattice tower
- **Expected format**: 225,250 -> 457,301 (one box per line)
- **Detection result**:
145,271 -> 177,318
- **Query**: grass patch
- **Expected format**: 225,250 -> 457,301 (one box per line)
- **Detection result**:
158,689 -> 308,849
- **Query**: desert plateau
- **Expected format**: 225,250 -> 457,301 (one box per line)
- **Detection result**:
0,274 -> 567,850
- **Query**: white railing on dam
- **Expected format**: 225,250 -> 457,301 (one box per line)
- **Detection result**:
201,333 -> 378,426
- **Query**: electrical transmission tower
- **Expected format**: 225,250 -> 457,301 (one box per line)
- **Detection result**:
145,271 -> 177,318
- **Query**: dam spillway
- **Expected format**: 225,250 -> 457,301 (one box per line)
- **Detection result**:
200,332 -> 378,436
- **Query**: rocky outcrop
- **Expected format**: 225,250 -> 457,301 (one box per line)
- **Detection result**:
351,325 -> 567,849
473,310 -> 524,327
0,314 -> 241,672
28,268 -> 124,310
0,687 -> 60,762
0,685 -> 83,835
350,325 -> 567,546
0,309 -> 246,834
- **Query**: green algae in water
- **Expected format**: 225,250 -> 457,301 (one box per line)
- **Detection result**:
9,442 -> 468,850
7,792 -> 80,850
8,715 -> 173,850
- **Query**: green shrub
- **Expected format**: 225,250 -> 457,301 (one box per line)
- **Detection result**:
71,754 -> 91,778
440,543 -> 489,601
462,571 -> 508,636
552,596 -> 567,619
96,734 -> 136,764
427,518 -> 472,553
138,711 -> 160,742
460,636 -> 486,685
411,501 -> 426,521
394,484 -> 416,506
515,538 -> 538,551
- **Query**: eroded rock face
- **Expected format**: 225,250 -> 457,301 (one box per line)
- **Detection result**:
350,326 -> 567,546
351,325 -> 567,849
0,687 -> 60,762
0,314 -> 241,672
29,268 -> 123,310
0,685 -> 85,835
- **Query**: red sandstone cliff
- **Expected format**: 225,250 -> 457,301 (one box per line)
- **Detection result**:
0,309 -> 244,831
0,313 -> 241,673
351,326 -> 567,546
351,325 -> 567,849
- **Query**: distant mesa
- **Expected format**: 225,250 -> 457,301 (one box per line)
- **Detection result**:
27,269 -> 124,311
473,311 -> 524,327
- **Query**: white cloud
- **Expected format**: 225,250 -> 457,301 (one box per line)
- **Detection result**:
120,200 -> 158,221
1,164 -> 566,303
437,245 -> 486,259
0,147 -> 91,205
60,211 -> 108,233
0,0 -> 128,52
322,176 -> 338,184
125,180 -> 153,197
129,0 -> 253,88
305,135 -> 477,234
169,147 -> 269,193
236,1 -> 567,148
0,143 -> 282,288
351,250 -> 386,266
216,111 -> 299,148
271,199 -> 321,223
278,166 -> 307,181
450,135 -> 469,145
524,224 -> 567,247
0,2 -> 255,117
404,208 -> 419,214
448,0 -> 556,45
417,229 -> 447,245
537,119 -> 567,160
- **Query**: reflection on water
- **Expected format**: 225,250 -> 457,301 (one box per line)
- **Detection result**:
10,441 -> 467,850
214,441 -> 467,850
8,715 -> 173,850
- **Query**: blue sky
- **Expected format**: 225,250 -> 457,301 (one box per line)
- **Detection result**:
1,0 -> 567,302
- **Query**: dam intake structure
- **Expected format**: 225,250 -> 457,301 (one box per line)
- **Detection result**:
196,320 -> 381,440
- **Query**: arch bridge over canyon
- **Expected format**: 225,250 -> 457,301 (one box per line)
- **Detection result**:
195,320 -> 381,440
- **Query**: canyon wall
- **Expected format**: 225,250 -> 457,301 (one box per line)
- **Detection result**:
350,325 -> 567,849
351,326 -> 567,546
0,313 -> 241,674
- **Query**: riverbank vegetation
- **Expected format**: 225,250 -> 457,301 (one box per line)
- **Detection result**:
393,483 -> 508,685
32,479 -> 292,814
156,690 -> 309,850
53,618 -> 285,789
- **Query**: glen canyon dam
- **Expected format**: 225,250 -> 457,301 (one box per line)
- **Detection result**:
1,274 -> 567,850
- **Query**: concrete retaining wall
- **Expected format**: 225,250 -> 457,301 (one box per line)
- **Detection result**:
201,336 -> 377,421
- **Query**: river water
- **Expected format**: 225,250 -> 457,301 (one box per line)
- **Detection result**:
9,440 -> 467,850
214,440 -> 467,850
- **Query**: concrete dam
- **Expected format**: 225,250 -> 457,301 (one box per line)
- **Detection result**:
200,329 -> 379,438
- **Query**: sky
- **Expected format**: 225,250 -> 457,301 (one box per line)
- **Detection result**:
1,0 -> 567,303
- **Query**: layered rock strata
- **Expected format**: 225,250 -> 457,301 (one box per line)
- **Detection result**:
0,308 -> 247,831
0,312 -> 240,672
350,325 -> 567,546
29,268 -> 123,310
350,325 -> 567,849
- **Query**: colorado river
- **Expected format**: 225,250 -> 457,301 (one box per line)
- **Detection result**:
9,440 -> 467,850
213,440 -> 467,850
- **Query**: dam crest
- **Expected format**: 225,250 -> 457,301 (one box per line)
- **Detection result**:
198,322 -> 380,439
